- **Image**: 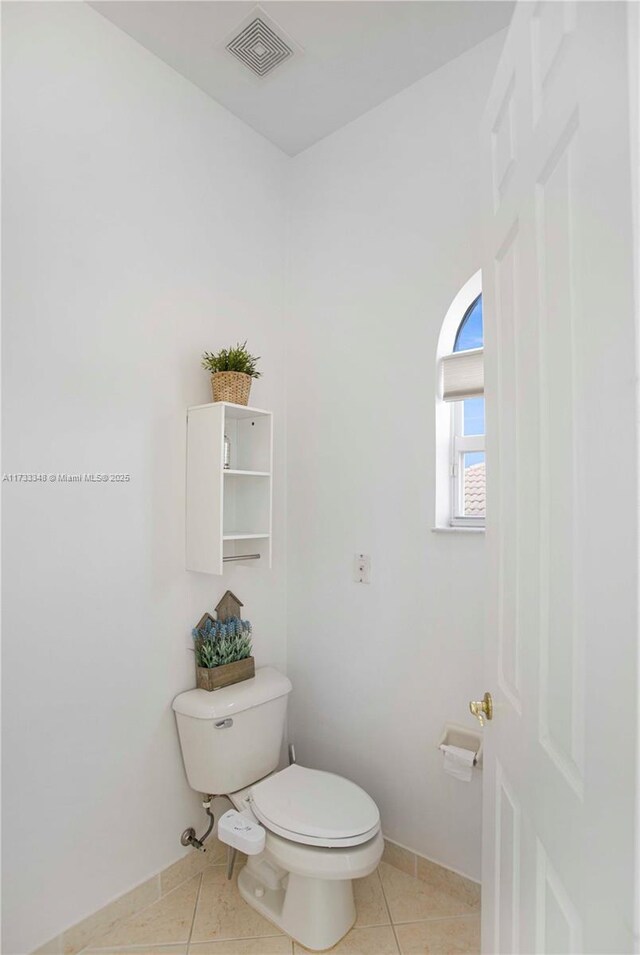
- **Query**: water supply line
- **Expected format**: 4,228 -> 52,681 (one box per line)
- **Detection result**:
180,796 -> 215,852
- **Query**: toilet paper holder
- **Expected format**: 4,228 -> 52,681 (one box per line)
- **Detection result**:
437,722 -> 483,768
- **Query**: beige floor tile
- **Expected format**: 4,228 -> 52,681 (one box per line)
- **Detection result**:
395,917 -> 481,954
379,865 -> 477,924
294,925 -> 399,955
89,875 -> 202,948
189,938 -> 293,954
63,877 -> 161,955
161,840 -> 226,896
382,841 -> 417,878
207,839 -> 230,866
415,860 -> 480,911
85,947 -> 186,954
190,866 -> 284,943
354,870 -> 391,927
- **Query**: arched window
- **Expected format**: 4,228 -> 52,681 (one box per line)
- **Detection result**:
454,295 -> 483,351
435,273 -> 485,528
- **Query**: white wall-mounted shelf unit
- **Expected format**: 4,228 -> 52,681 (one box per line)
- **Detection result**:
186,402 -> 273,575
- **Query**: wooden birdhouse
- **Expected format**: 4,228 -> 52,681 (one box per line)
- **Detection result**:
194,612 -> 215,632
215,590 -> 243,622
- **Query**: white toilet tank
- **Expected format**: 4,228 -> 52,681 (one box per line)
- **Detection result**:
172,667 -> 292,795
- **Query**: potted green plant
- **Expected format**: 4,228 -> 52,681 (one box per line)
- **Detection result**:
192,615 -> 255,691
201,341 -> 261,406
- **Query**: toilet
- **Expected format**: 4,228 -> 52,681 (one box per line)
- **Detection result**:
172,667 -> 383,951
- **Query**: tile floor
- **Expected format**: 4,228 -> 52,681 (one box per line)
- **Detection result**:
83,861 -> 480,955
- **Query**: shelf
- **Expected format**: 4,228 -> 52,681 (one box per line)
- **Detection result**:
186,402 -> 273,574
188,401 -> 271,420
223,469 -> 271,477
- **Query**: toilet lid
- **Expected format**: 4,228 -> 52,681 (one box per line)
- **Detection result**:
249,764 -> 380,848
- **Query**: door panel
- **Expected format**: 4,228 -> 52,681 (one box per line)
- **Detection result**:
495,221 -> 521,713
482,4 -> 638,952
495,761 -> 521,953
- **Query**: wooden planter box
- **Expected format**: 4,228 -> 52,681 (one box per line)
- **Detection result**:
196,656 -> 255,691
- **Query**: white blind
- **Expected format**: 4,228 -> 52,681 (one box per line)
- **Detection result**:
441,348 -> 484,401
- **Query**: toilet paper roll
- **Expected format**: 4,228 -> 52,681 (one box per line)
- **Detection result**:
439,744 -> 475,782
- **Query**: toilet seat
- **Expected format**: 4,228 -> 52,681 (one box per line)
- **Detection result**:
249,764 -> 380,848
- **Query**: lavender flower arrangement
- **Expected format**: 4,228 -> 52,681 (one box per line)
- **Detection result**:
192,616 -> 253,669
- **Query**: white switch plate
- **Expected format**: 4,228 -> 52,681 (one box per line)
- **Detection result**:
354,553 -> 371,584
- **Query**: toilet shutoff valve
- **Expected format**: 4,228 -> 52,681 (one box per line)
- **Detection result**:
218,810 -> 266,856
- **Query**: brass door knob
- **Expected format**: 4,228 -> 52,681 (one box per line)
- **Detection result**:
469,692 -> 493,726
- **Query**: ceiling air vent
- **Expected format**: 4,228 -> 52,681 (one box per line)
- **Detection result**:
226,15 -> 293,77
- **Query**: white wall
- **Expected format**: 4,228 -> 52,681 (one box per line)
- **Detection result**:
2,5 -> 287,953
3,6 -> 505,947
285,32 -> 504,882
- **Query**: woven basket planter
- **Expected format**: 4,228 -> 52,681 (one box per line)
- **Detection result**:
196,656 -> 255,692
211,372 -> 252,406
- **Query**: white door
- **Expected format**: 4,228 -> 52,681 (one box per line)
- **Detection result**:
481,3 -> 638,953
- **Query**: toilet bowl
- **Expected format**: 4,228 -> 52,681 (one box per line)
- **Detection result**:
229,764 -> 383,949
172,667 -> 383,951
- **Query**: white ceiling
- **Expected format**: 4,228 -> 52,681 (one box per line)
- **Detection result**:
89,1 -> 513,155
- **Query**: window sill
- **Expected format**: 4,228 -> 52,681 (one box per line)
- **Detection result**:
431,526 -> 485,534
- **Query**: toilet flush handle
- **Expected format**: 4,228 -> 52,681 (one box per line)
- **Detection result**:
215,718 -> 233,729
